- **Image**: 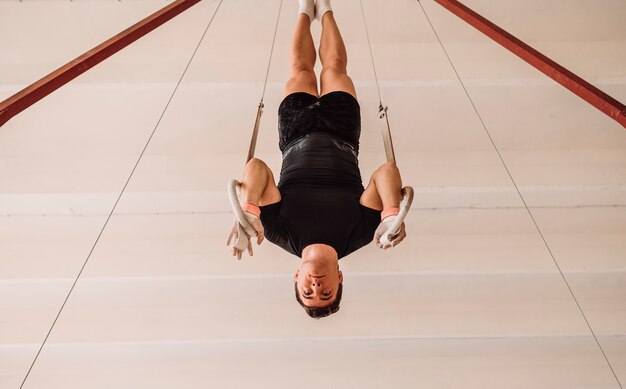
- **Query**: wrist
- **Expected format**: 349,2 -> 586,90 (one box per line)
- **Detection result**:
241,202 -> 260,217
381,207 -> 399,220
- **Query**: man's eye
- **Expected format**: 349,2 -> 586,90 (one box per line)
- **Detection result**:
323,291 -> 331,296
304,290 -> 312,296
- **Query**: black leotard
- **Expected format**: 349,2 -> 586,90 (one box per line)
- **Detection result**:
259,91 -> 381,258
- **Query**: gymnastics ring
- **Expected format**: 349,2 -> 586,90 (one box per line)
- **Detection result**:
227,179 -> 258,251
379,186 -> 414,245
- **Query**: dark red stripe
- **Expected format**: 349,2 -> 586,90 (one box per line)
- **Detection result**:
0,0 -> 202,127
434,0 -> 626,129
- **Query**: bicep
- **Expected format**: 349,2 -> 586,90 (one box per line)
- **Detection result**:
359,175 -> 383,211
259,167 -> 281,206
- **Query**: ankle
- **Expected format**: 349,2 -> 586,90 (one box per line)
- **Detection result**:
298,13 -> 312,24
315,0 -> 332,22
320,10 -> 334,24
298,0 -> 315,24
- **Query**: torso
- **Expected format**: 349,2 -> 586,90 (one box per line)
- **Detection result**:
259,132 -> 381,258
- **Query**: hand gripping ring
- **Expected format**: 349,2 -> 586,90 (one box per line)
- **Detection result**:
227,179 -> 258,251
379,186 -> 414,245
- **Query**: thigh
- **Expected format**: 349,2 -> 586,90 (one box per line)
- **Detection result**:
320,68 -> 357,99
284,70 -> 318,98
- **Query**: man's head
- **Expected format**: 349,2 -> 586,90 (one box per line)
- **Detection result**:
295,282 -> 342,318
294,244 -> 343,319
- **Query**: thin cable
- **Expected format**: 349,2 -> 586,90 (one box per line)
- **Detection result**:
359,0 -> 383,105
416,1 -> 622,387
19,2 -> 224,387
242,0 -> 282,162
260,0 -> 283,103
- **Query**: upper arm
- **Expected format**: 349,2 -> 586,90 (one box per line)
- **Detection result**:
259,166 -> 282,207
359,174 -> 383,211
359,162 -> 403,211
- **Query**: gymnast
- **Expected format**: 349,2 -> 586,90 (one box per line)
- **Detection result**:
227,0 -> 406,318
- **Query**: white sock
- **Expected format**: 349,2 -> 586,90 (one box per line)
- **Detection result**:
298,0 -> 315,24
315,0 -> 332,23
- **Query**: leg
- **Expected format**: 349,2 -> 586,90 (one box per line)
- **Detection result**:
319,12 -> 357,99
360,162 -> 402,211
284,14 -> 318,98
241,158 -> 281,207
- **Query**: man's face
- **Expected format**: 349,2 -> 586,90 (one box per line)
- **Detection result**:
294,259 -> 343,307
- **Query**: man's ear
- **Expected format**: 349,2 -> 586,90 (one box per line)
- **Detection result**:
294,269 -> 299,283
338,269 -> 343,283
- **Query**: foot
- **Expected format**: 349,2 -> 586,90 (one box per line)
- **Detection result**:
298,0 -> 315,24
315,0 -> 332,23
